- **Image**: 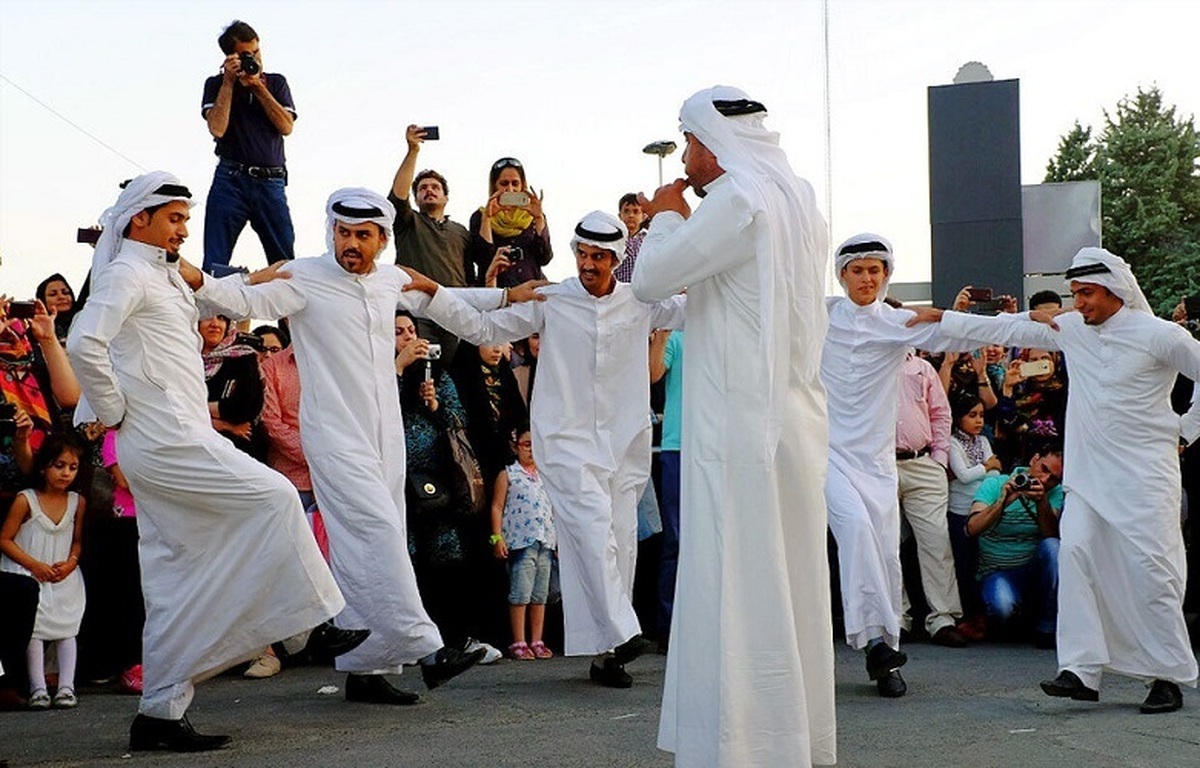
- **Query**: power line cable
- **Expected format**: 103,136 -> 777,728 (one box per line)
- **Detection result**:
0,72 -> 146,172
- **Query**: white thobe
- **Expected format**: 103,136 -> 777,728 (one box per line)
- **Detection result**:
821,298 -> 977,650
197,254 -> 502,674
67,240 -> 343,718
426,278 -> 686,655
632,175 -> 836,768
941,308 -> 1200,688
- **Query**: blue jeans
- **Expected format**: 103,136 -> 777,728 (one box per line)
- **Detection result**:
947,512 -> 982,616
980,537 -> 1059,634
658,450 -> 681,636
507,541 -> 553,605
203,161 -> 295,270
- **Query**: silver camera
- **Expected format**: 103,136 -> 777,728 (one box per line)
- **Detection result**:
426,343 -> 442,361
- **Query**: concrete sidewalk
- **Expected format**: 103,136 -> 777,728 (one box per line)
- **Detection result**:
3,641 -> 1198,767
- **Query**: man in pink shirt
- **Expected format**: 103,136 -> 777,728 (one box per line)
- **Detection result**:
895,351 -> 967,647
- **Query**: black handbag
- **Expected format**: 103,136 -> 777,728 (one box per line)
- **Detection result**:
444,416 -> 486,515
407,469 -> 450,514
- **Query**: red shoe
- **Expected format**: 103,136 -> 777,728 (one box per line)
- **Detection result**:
508,642 -> 535,660
529,641 -> 554,659
957,616 -> 987,642
120,664 -> 144,694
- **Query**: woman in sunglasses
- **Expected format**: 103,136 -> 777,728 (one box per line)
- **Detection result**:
468,157 -> 553,288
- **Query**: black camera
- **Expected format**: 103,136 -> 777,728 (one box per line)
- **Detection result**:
1010,472 -> 1033,492
508,246 -> 524,263
238,51 -> 260,76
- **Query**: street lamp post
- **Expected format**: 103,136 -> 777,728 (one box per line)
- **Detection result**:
642,139 -> 678,188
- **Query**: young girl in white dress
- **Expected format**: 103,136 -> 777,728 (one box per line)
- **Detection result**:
0,433 -> 88,709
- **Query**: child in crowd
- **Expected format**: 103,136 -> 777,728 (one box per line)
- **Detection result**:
946,393 -> 1002,641
490,424 -> 556,660
0,433 -> 88,709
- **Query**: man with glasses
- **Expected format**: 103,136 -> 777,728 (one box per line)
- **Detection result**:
965,444 -> 1064,649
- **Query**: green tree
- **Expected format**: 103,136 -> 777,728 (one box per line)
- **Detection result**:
1045,86 -> 1200,316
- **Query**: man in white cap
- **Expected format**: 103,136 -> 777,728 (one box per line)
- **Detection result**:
821,233 -> 991,700
927,247 -> 1200,714
67,172 -> 358,752
182,187 -> 512,705
405,209 -> 686,688
631,86 -> 834,768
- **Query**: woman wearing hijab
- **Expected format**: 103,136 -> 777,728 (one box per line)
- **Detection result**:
35,274 -> 77,345
199,316 -> 268,462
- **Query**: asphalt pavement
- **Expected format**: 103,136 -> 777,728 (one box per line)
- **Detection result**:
3,639 -> 1199,767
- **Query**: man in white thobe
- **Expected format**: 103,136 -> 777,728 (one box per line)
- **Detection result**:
185,188 -> 496,706
408,210 -> 686,687
822,233 -> 984,698
632,86 -> 836,768
930,247 -> 1200,714
67,172 -> 347,752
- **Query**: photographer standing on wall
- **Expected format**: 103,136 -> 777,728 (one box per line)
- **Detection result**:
201,20 -> 296,272
966,444 -> 1064,648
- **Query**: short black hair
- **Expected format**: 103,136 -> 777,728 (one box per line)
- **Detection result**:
122,202 -> 169,237
1028,438 -> 1064,462
252,323 -> 290,349
618,193 -> 639,210
412,170 -> 449,198
218,20 -> 258,55
1029,290 -> 1063,309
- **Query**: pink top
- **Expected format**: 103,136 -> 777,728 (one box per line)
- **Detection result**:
895,353 -> 951,466
102,429 -> 137,517
260,347 -> 312,491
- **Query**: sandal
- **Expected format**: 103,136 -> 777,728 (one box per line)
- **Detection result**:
28,689 -> 51,711
53,688 -> 78,709
529,641 -> 554,659
508,642 -> 535,660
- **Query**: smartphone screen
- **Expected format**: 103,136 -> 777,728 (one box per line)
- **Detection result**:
967,287 -> 993,302
7,301 -> 37,319
421,126 -> 440,140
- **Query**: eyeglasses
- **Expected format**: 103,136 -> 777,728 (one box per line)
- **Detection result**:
492,157 -> 523,171
516,440 -> 532,448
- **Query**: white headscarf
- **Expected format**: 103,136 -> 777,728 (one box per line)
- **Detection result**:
679,85 -> 829,457
570,210 -> 627,263
90,171 -> 195,282
324,187 -> 396,254
1064,246 -> 1152,314
834,232 -> 894,302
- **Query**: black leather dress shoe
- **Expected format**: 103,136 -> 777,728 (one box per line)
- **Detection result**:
275,622 -> 371,667
589,658 -> 633,689
129,713 -> 231,752
1140,679 -> 1182,714
420,645 -> 486,690
876,670 -> 907,698
345,673 -> 419,705
613,635 -> 655,665
1039,670 -> 1099,702
305,623 -> 371,664
865,644 -> 908,681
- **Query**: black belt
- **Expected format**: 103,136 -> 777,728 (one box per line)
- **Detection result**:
220,160 -> 286,179
896,446 -> 931,461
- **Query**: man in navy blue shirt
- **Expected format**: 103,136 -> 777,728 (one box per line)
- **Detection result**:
201,20 -> 296,271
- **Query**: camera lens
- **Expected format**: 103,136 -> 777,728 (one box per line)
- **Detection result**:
238,52 -> 260,76
1011,473 -> 1031,490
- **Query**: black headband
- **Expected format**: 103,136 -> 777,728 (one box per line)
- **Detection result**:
837,240 -> 890,257
118,179 -> 192,198
575,223 -> 623,243
713,98 -> 767,117
1064,263 -> 1112,279
332,201 -> 385,218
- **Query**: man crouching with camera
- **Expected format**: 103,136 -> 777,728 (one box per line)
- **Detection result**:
966,442 -> 1064,649
201,20 -> 297,273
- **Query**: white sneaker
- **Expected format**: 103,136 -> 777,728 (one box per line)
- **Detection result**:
464,638 -> 503,665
